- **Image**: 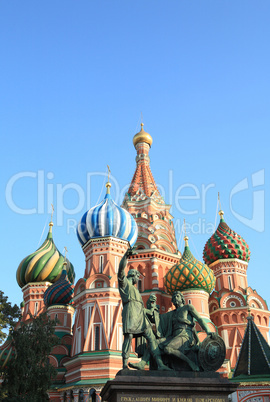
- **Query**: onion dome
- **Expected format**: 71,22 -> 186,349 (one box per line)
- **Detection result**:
0,335 -> 15,369
16,222 -> 75,288
44,266 -> 74,307
164,236 -> 216,295
203,210 -> 251,265
77,182 -> 138,247
133,123 -> 153,148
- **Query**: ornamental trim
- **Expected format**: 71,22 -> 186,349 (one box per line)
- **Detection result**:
248,296 -> 264,309
222,295 -> 244,308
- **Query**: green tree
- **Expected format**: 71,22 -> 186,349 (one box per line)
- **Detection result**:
2,313 -> 59,402
0,290 -> 21,343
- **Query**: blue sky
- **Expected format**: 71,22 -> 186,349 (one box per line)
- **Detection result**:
1,1 -> 270,312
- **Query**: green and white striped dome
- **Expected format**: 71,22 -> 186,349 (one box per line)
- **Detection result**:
16,222 -> 75,288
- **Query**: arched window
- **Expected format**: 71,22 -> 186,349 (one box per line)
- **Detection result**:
99,255 -> 104,273
228,275 -> 233,291
34,302 -> 38,316
115,256 -> 118,273
70,390 -> 74,401
224,314 -> 229,324
95,326 -> 100,351
232,314 -> 237,323
75,328 -> 81,354
63,392 -> 67,402
89,388 -> 97,402
201,300 -> 205,313
138,278 -> 142,293
79,389 -> 84,401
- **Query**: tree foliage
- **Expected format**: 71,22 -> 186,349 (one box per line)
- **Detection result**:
0,290 -> 21,343
2,313 -> 59,402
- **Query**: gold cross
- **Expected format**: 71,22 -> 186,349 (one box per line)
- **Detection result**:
218,192 -> 222,210
51,204 -> 54,222
107,165 -> 111,182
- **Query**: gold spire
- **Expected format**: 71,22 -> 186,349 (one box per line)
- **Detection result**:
218,192 -> 224,220
133,123 -> 153,148
183,219 -> 189,246
106,165 -> 111,194
49,204 -> 54,232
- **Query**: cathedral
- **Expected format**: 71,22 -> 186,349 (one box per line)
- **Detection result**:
1,124 -> 270,401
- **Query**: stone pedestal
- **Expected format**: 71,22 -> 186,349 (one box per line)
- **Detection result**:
100,370 -> 238,402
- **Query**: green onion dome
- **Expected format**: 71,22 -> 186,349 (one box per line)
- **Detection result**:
164,237 -> 216,295
16,222 -> 75,288
203,211 -> 251,265
0,335 -> 15,369
44,267 -> 74,307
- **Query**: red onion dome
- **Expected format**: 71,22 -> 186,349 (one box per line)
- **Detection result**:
203,211 -> 251,265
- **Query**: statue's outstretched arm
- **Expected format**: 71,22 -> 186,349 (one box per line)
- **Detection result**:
118,247 -> 133,281
188,305 -> 213,336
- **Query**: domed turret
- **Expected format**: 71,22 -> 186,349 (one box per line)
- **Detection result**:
164,236 -> 216,295
133,123 -> 153,148
44,265 -> 74,307
16,222 -> 75,288
203,210 -> 251,265
77,182 -> 138,247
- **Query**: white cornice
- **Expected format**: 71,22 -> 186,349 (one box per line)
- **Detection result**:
209,258 -> 248,268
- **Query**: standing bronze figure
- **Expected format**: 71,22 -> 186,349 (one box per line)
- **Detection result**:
118,248 -> 170,370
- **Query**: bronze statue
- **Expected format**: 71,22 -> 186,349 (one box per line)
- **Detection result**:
118,250 -> 225,372
159,291 -> 217,371
129,294 -> 164,370
118,248 -> 170,370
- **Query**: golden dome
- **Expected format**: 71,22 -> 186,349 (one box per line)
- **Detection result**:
133,123 -> 153,147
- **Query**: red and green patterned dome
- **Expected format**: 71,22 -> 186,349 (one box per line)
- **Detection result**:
203,211 -> 251,265
164,237 -> 216,295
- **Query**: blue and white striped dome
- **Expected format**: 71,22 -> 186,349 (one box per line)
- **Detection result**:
77,187 -> 138,247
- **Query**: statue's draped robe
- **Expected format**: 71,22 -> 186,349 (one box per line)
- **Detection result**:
118,274 -> 147,335
158,310 -> 200,352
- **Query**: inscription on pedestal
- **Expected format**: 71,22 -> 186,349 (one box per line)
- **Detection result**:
119,397 -> 226,402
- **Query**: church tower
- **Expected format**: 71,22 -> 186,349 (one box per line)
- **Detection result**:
16,219 -> 75,322
204,209 -> 270,369
64,178 -> 138,395
122,123 -> 180,312
44,264 -> 75,398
